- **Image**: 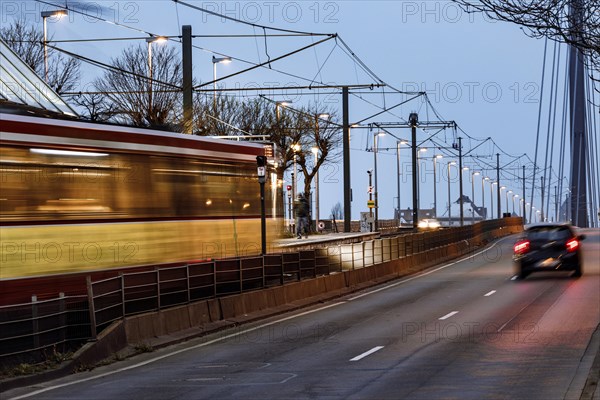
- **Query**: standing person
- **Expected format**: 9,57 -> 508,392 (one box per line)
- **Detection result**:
294,193 -> 310,239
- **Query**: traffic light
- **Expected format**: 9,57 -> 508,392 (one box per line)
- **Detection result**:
256,155 -> 267,167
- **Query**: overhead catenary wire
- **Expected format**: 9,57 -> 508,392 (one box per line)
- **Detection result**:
33,0 -> 571,205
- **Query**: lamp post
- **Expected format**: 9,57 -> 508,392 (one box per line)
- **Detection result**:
291,143 -> 301,202
146,36 -> 167,119
482,177 -> 489,220
461,166 -> 469,225
513,194 -> 519,215
212,55 -> 232,112
41,9 -> 68,83
373,131 -> 385,231
417,148 -> 427,215
500,186 -> 506,216
368,169 -> 373,232
312,146 -> 320,231
256,155 -> 267,255
433,155 -> 442,218
396,140 -> 409,226
506,190 -> 512,215
490,182 -> 496,219
447,161 -> 456,226
275,101 -> 291,123
313,113 -> 329,232
471,171 -> 480,223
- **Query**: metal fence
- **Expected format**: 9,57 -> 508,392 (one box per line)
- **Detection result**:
0,218 -> 520,365
0,294 -> 90,366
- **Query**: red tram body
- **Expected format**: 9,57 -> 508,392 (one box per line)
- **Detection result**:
0,113 -> 283,301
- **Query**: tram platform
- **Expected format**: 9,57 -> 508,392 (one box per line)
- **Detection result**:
275,231 -> 381,252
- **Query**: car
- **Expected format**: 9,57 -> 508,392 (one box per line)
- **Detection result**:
418,218 -> 441,230
513,223 -> 586,279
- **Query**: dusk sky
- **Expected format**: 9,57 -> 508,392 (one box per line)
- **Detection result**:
5,0 -> 586,221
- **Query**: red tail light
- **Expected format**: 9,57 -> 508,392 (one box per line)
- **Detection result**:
514,240 -> 530,255
566,238 -> 579,252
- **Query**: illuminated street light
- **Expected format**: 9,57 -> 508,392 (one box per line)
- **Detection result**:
312,146 -> 320,231
291,142 -> 301,202
433,155 -> 443,218
396,139 -> 409,226
417,148 -> 427,213
447,161 -> 456,226
373,131 -> 385,231
212,55 -> 232,112
482,177 -> 490,220
146,36 -> 167,118
41,9 -> 68,83
471,171 -> 480,223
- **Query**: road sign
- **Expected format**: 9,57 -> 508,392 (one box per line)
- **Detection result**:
367,200 -> 375,208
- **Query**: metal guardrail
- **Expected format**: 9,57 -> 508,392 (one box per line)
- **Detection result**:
0,218 -> 522,365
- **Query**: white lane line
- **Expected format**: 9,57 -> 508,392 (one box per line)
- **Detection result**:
484,290 -> 497,297
6,302 -> 346,400
348,237 -> 510,301
439,311 -> 459,320
350,346 -> 385,362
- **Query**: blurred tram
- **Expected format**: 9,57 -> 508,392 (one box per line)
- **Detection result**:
0,113 -> 283,281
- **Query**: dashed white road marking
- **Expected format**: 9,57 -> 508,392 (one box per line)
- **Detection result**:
484,290 -> 497,297
439,311 -> 459,320
350,346 -> 385,362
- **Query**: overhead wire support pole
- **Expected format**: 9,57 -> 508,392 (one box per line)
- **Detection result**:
182,25 -> 193,134
410,113 -> 419,230
343,86 -> 351,233
496,153 -> 501,219
458,137 -> 464,226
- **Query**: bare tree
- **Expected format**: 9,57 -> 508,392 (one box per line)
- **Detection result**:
95,44 -> 182,129
193,95 -> 341,201
452,0 -> 599,77
273,103 -> 342,200
0,18 -> 80,94
69,92 -> 116,122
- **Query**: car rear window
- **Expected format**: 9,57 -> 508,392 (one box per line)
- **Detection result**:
526,226 -> 571,241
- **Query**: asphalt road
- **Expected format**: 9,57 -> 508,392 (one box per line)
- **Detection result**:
5,230 -> 599,400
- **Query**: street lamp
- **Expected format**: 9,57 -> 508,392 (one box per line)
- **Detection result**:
433,155 -> 443,218
471,171 -> 480,223
41,9 -> 68,83
373,131 -> 385,231
481,177 -> 489,220
291,143 -> 301,202
506,190 -> 512,215
313,113 -> 329,232
275,101 -> 291,123
500,186 -> 507,216
212,55 -> 232,112
490,181 -> 497,219
256,155 -> 267,254
146,36 -> 167,118
312,146 -> 320,232
396,140 -> 409,226
447,161 -> 456,226
462,166 -> 469,223
417,148 -> 427,214
513,194 -> 519,215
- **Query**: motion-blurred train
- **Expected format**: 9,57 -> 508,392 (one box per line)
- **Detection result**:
1,112 -> 283,280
